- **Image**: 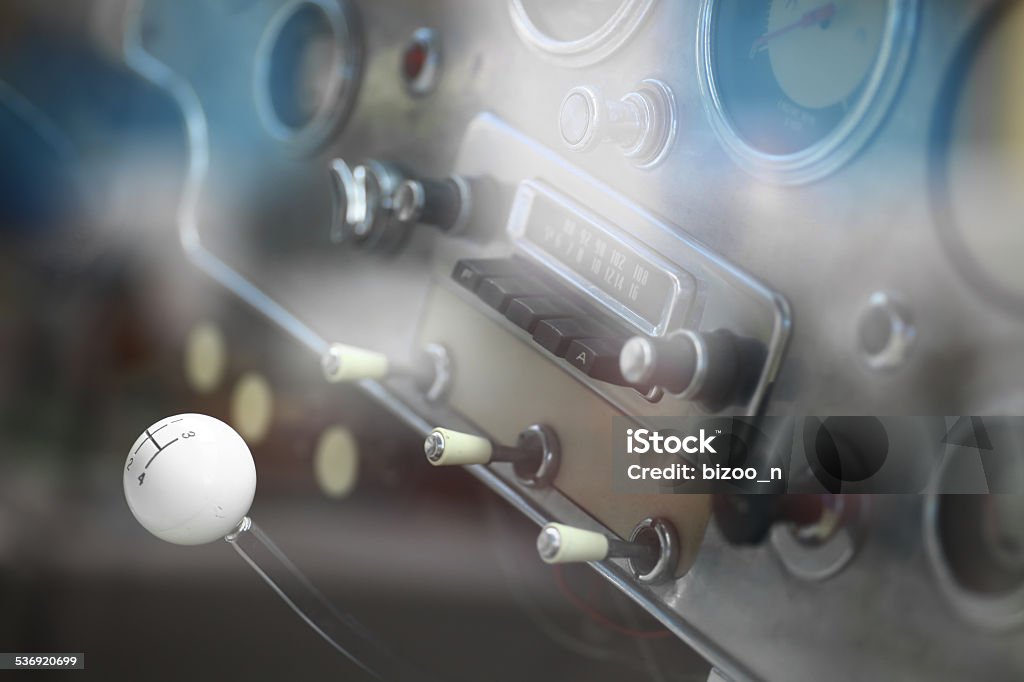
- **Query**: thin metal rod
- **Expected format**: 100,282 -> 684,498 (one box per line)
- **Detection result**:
226,518 -> 422,681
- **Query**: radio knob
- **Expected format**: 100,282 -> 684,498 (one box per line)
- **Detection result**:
393,176 -> 470,234
558,80 -> 676,167
619,330 -> 747,408
424,425 -> 559,487
328,158 -> 407,250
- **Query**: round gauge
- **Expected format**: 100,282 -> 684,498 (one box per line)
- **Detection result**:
697,0 -> 918,183
253,0 -> 362,153
931,1 -> 1024,318
508,0 -> 656,67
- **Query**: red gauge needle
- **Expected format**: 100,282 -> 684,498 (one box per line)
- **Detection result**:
749,2 -> 836,57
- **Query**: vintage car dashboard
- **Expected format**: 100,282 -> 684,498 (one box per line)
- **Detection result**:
32,0 -> 1024,679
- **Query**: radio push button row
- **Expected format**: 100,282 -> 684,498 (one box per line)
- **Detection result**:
424,425 -> 560,487
537,518 -> 679,584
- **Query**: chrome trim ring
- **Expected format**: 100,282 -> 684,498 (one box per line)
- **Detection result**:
514,424 -> 560,488
924,458 -> 1024,630
627,517 -> 678,584
253,0 -> 362,154
402,27 -> 442,97
508,0 -> 656,67
670,329 -> 708,402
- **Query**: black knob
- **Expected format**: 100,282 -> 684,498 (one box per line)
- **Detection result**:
619,329 -> 751,408
393,176 -> 468,233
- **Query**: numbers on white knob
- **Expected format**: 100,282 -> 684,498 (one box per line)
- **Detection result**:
123,414 -> 257,546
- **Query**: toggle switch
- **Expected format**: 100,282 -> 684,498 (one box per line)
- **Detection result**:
537,523 -> 657,564
619,329 -> 752,409
712,493 -> 852,546
558,79 -> 676,168
424,424 -> 559,487
536,517 -> 679,584
321,342 -> 451,402
321,342 -> 391,383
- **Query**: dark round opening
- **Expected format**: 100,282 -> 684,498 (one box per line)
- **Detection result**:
630,524 -> 662,576
266,3 -> 337,131
858,305 -> 894,356
937,495 -> 1024,595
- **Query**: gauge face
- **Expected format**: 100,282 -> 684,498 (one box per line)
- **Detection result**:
699,0 -> 916,181
932,2 -> 1024,315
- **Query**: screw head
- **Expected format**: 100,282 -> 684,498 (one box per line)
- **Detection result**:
536,526 -> 562,562
424,431 -> 446,462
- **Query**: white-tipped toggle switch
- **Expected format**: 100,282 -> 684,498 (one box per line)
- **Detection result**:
537,523 -> 612,564
536,518 -> 680,584
423,427 -> 494,466
321,343 -> 391,382
424,424 -> 561,487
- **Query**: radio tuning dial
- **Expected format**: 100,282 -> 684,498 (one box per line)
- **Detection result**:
620,329 -> 758,410
558,79 -> 676,168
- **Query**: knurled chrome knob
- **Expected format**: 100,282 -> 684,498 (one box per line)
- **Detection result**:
558,80 -> 676,168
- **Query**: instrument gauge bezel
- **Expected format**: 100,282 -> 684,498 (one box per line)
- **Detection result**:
696,0 -> 919,184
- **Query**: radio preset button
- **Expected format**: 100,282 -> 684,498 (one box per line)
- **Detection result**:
451,258 -> 524,293
477,276 -> 554,313
533,317 -> 622,357
505,296 -> 589,333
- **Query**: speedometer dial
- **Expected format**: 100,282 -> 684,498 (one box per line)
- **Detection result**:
697,0 -> 917,183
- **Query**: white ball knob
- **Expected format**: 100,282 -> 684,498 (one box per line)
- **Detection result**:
124,413 -> 257,546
